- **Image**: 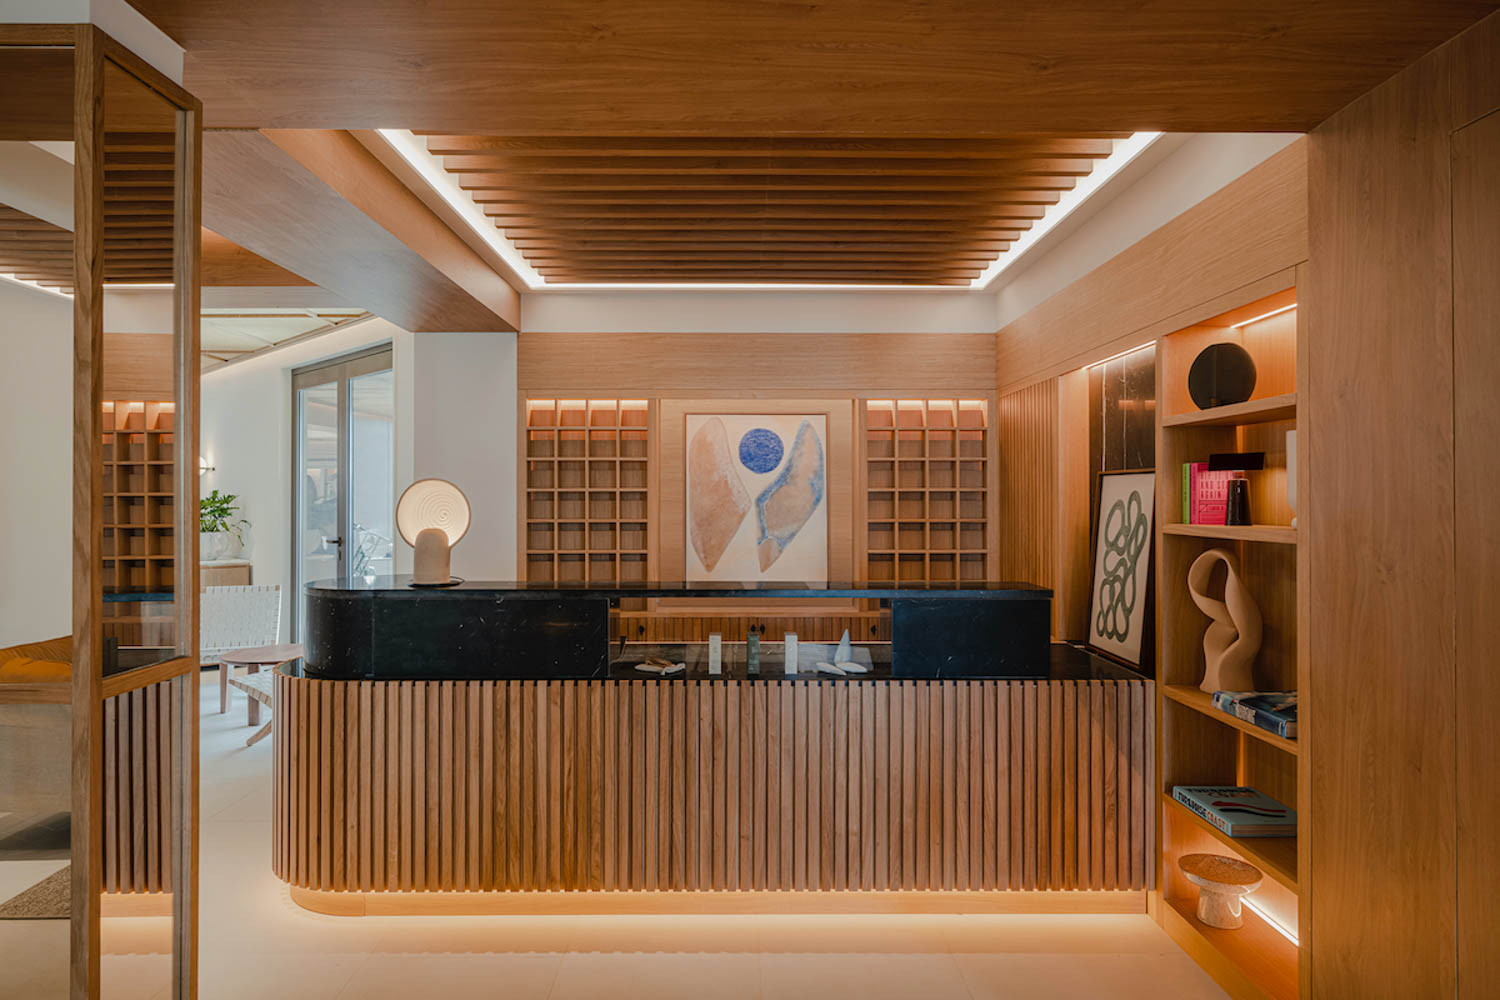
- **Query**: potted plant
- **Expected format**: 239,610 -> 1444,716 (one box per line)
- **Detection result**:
200,489 -> 247,561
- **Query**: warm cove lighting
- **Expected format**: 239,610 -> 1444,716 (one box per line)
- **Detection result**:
375,129 -> 546,289
972,131 -> 1164,290
1242,895 -> 1299,945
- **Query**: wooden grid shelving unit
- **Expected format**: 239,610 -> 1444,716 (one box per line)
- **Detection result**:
524,398 -> 650,585
101,400 -> 177,648
863,398 -> 989,584
1154,286 -> 1305,1000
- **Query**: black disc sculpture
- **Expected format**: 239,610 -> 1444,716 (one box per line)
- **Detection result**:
1187,343 -> 1257,409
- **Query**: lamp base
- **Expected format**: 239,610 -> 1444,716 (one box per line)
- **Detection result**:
411,528 -> 457,586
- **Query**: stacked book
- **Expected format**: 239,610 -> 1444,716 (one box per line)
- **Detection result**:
1172,786 -> 1297,837
1212,690 -> 1298,739
1181,461 -> 1245,525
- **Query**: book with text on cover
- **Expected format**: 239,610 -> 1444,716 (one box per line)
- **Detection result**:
1211,691 -> 1298,739
1172,785 -> 1296,837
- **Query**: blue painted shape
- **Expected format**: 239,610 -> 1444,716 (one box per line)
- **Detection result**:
754,420 -> 825,571
738,427 -> 784,474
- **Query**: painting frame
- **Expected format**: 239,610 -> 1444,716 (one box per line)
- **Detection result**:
684,412 -> 830,584
1086,469 -> 1156,668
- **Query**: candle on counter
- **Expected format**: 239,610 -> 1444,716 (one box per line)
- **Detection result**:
784,632 -> 798,676
708,632 -> 722,675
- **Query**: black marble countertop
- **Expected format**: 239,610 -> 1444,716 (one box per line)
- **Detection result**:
309,576 -> 1051,600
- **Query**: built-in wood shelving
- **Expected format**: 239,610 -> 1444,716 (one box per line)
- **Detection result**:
1162,684 -> 1299,756
863,398 -> 989,584
1156,287 -> 1304,999
101,400 -> 177,648
524,398 -> 649,585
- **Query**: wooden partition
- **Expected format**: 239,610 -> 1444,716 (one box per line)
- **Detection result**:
274,673 -> 1151,901
102,680 -> 175,894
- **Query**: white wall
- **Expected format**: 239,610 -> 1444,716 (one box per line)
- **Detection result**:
408,332 -> 518,580
0,281 -> 72,646
521,289 -> 997,334
201,321 -> 519,636
992,132 -> 1301,329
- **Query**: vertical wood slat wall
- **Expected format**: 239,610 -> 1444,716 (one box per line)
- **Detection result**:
101,679 -> 174,893
273,674 -> 1151,893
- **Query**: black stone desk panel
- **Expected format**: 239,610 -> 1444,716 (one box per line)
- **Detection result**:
305,577 -> 1051,681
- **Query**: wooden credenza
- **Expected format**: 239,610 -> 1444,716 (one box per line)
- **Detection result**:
273,673 -> 1152,911
200,559 -> 251,589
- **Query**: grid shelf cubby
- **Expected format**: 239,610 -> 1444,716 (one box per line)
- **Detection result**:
525,398 -> 650,585
864,399 -> 989,583
101,400 -> 177,648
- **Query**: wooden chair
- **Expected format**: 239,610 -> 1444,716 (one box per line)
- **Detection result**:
200,585 -> 281,713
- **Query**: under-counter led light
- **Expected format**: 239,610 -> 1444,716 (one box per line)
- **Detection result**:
1230,303 -> 1297,329
1242,896 -> 1299,945
973,131 -> 1164,291
375,129 -> 546,289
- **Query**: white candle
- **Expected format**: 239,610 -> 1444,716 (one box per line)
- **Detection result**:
708,633 -> 722,675
784,632 -> 798,676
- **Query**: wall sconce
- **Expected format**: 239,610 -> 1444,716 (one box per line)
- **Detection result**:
199,456 -> 215,474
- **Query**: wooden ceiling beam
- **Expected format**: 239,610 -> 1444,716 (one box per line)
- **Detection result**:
455,174 -> 1080,192
493,219 -> 1034,234
512,240 -> 1014,253
204,130 -> 518,332
482,205 -> 1046,223
517,248 -> 1003,261
538,273 -> 976,286
502,228 -> 1023,242
422,135 -> 1124,157
442,156 -> 1100,177
470,190 -> 1065,207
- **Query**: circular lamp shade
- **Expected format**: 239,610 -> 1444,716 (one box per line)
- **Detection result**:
396,478 -> 471,548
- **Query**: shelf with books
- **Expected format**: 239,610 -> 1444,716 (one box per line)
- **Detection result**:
1155,282 -> 1305,998
1163,792 -> 1298,891
1162,685 -> 1299,756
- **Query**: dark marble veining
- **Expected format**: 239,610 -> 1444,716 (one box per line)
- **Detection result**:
305,578 -> 1052,681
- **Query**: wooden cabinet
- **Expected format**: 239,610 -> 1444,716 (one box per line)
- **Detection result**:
201,560 -> 252,589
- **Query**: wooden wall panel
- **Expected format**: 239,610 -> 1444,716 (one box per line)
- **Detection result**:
1306,11 -> 1498,998
995,380 -> 1057,630
101,333 -> 174,399
101,679 -> 173,894
274,674 -> 1151,894
1453,103 -> 1500,998
995,141 -> 1308,397
518,333 -> 997,396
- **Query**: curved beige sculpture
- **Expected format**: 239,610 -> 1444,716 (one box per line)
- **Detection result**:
1187,547 -> 1263,693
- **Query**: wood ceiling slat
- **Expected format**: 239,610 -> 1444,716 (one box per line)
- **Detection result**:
512,241 -> 1014,253
481,204 -> 1047,221
422,135 -> 1125,157
537,275 -> 976,286
470,190 -> 1066,207
456,174 -> 1081,192
501,228 -> 1022,242
493,219 -> 1034,233
517,249 -> 1003,262
442,156 -> 1100,177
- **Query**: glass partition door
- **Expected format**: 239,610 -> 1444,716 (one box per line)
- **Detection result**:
292,347 -> 393,638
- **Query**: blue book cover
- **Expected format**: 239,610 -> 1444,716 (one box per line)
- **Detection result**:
1211,691 -> 1298,740
1172,785 -> 1297,838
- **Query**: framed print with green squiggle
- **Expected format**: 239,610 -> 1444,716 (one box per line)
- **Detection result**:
1088,470 -> 1155,665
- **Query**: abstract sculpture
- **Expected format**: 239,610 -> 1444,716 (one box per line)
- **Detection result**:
1178,854 -> 1263,929
1187,547 -> 1262,693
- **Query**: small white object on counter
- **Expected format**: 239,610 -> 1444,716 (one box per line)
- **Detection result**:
835,660 -> 868,674
814,661 -> 847,676
633,662 -> 685,675
708,633 -> 722,675
784,632 -> 798,675
834,629 -> 852,664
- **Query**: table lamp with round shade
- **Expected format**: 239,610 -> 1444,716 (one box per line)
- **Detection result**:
396,478 -> 471,586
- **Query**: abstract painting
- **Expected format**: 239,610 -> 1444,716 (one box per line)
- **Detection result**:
687,414 -> 827,582
1088,471 -> 1155,665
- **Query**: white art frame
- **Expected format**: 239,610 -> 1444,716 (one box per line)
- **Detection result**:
1088,470 -> 1156,665
685,413 -> 828,583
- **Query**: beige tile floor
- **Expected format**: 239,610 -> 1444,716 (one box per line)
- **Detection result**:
35,677 -> 1231,998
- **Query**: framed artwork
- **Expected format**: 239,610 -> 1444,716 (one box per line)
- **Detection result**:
1088,470 -> 1156,665
685,413 -> 828,583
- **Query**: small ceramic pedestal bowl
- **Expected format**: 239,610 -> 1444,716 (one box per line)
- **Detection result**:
1178,853 -> 1264,929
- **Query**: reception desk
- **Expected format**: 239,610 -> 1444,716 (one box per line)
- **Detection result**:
276,579 -> 1152,915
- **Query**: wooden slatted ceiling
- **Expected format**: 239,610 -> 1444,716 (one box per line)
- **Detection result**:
0,133 -> 178,292
424,134 -> 1121,285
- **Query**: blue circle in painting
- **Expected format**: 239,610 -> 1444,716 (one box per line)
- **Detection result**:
738,428 -> 784,474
